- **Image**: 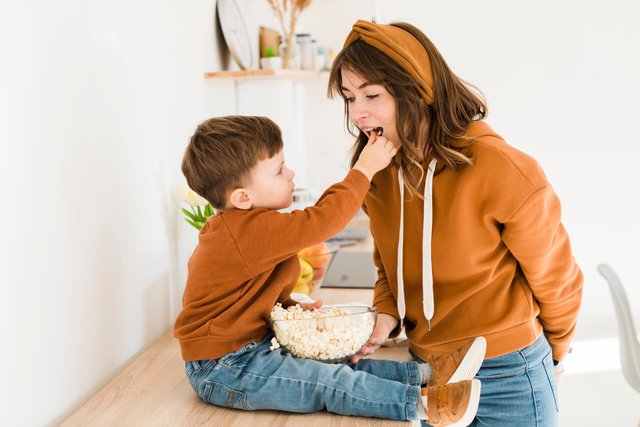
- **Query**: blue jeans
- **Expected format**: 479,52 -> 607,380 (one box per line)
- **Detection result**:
419,334 -> 559,427
185,333 -> 422,420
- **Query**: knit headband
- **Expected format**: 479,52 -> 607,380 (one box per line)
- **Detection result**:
343,20 -> 434,105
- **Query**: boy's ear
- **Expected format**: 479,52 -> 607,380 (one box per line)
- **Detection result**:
228,188 -> 253,210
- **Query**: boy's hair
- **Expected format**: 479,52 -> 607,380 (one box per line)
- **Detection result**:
182,115 -> 283,209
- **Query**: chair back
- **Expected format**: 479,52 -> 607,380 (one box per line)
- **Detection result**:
598,263 -> 640,393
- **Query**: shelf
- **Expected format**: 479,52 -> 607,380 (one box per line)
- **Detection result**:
204,69 -> 328,80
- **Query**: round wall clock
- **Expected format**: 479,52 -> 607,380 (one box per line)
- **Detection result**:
217,0 -> 254,70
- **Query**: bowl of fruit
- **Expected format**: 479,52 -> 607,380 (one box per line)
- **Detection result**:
269,304 -> 377,363
293,242 -> 339,295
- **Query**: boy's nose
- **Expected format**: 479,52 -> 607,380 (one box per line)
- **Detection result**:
288,168 -> 295,179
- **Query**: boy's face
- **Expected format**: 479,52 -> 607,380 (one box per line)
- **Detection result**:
244,149 -> 295,210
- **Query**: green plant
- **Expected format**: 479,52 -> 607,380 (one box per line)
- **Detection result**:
264,47 -> 278,57
182,204 -> 216,230
181,188 -> 217,230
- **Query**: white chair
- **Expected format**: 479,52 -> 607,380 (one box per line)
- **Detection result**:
597,263 -> 640,393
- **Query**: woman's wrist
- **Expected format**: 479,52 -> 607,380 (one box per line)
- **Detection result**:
377,313 -> 399,335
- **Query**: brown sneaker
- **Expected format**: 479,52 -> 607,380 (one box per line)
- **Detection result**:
421,379 -> 481,427
426,337 -> 486,387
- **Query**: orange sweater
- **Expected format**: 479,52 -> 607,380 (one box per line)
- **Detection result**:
367,121 -> 583,361
174,170 -> 370,361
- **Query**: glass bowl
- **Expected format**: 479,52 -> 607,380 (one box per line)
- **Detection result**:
270,305 -> 377,363
294,242 -> 340,295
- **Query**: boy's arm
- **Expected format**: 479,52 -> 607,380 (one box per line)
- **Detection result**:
229,135 -> 397,275
279,296 -> 300,308
224,169 -> 369,274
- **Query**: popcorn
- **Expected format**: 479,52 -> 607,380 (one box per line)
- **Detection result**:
269,337 -> 280,351
270,304 -> 376,362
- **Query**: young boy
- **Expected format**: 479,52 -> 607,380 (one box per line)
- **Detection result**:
174,115 -> 485,426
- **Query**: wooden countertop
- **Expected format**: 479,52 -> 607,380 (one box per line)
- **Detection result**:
62,288 -> 412,426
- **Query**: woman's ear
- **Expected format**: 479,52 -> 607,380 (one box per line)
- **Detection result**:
228,188 -> 253,210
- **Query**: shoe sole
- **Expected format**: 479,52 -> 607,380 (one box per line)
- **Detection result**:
448,379 -> 481,427
448,337 -> 486,384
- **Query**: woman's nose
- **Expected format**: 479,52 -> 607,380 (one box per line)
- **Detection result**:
349,102 -> 369,123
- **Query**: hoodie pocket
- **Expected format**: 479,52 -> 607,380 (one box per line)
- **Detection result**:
514,273 -> 535,314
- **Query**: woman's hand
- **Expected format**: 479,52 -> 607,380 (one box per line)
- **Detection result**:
349,313 -> 399,363
298,299 -> 323,311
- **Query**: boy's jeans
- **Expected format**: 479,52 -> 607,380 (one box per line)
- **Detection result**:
419,334 -> 559,427
185,332 -> 422,420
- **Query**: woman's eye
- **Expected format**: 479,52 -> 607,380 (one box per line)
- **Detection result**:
366,94 -> 379,100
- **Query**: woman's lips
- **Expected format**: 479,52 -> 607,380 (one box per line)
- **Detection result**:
364,127 -> 384,137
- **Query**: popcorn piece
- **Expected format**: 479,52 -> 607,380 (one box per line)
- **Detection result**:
270,304 -> 375,361
269,337 -> 280,351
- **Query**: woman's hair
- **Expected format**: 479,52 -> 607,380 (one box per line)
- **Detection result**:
328,22 -> 487,198
182,115 -> 283,209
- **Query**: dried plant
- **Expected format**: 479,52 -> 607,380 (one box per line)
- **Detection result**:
266,0 -> 313,68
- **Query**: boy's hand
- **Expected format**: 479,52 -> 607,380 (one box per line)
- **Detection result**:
353,133 -> 398,181
298,299 -> 323,311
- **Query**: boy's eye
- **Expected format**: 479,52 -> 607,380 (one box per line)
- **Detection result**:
345,97 -> 354,103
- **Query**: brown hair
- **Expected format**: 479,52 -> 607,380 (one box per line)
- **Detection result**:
182,115 -> 283,209
328,22 -> 487,198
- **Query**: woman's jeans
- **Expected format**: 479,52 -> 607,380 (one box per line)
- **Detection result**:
185,333 -> 422,420
419,334 -> 559,427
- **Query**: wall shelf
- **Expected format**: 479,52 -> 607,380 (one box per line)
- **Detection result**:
204,69 -> 328,79
202,68 -> 331,192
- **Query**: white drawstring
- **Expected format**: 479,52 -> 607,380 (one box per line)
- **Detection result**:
397,170 -> 407,320
397,159 -> 437,329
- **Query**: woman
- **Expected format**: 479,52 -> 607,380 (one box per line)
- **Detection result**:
328,20 -> 583,426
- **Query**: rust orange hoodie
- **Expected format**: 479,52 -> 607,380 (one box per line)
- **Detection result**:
174,170 -> 370,361
366,121 -> 583,361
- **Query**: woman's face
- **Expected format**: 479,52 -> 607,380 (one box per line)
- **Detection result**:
340,69 -> 399,147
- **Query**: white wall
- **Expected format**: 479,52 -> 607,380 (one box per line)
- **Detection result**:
0,0 -> 638,425
0,1 -> 235,425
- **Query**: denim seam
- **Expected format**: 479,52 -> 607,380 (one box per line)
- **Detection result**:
203,380 -> 251,410
408,361 -> 420,385
235,366 -> 412,408
521,335 -> 544,357
519,347 -> 541,426
361,369 -> 409,382
542,353 -> 560,412
406,384 -> 420,420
